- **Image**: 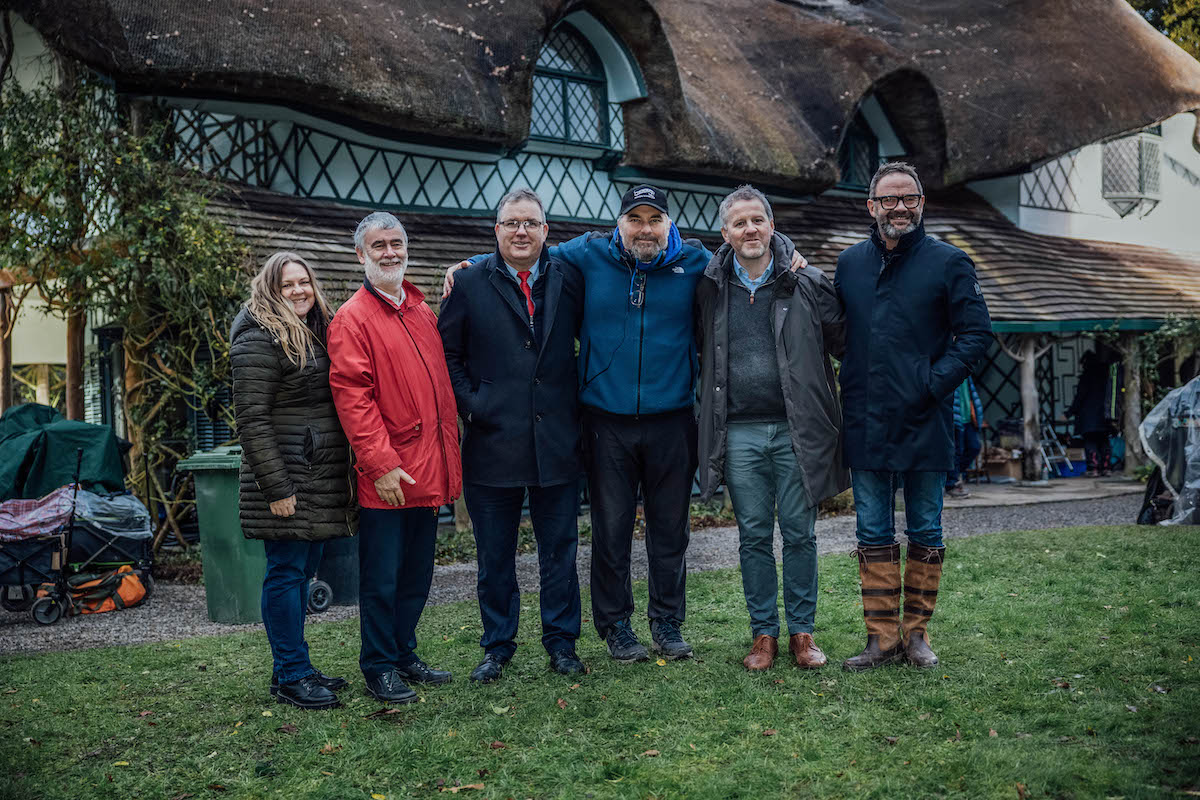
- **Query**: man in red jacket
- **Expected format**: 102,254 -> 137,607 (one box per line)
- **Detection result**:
328,211 -> 463,704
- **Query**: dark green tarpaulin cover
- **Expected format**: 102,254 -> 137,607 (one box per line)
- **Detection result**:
0,403 -> 127,502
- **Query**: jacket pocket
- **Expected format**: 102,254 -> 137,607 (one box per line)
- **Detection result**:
303,426 -> 318,464
471,379 -> 494,428
389,419 -> 423,449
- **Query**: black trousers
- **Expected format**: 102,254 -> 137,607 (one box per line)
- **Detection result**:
464,481 -> 581,660
357,506 -> 438,679
583,408 -> 697,636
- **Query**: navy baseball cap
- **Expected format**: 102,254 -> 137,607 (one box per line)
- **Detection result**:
619,184 -> 670,216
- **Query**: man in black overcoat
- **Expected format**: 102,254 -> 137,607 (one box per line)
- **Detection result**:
835,163 -> 992,671
437,188 -> 586,683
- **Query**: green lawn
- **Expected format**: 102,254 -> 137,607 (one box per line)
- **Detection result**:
2,526 -> 1199,800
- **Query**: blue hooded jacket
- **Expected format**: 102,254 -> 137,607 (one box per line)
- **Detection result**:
465,223 -> 709,415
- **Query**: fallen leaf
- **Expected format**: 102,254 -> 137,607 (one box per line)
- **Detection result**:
569,683 -> 581,690
2,689 -> 16,694
989,729 -> 998,737
1015,732 -> 1031,738
321,771 -> 333,776
372,795 -> 387,799
490,705 -> 509,715
24,738 -> 40,747
112,761 -> 130,767
1126,705 -> 1138,713
197,664 -> 207,671
320,743 -> 342,755
441,784 -> 485,794
278,724 -> 299,734
169,793 -> 194,800
490,741 -> 506,750
1152,684 -> 1170,694
763,729 -> 777,737
137,711 -> 153,717
884,736 -> 898,745
234,721 -> 243,728
206,785 -> 226,792
656,659 -> 667,667
689,743 -> 696,751
557,698 -> 568,710
642,749 -> 660,757
262,710 -> 273,717
918,713 -> 931,721
1054,680 -> 1071,690
1016,782 -> 1029,800
364,708 -> 405,720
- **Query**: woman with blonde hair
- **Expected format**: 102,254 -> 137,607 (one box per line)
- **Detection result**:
231,251 -> 355,709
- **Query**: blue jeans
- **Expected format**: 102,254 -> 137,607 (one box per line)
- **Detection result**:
262,539 -> 325,684
357,506 -> 438,679
852,470 -> 945,549
464,481 -> 581,660
724,421 -> 819,637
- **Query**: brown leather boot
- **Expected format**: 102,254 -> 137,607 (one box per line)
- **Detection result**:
789,633 -> 827,669
903,543 -> 945,668
842,544 -> 904,671
743,634 -> 778,671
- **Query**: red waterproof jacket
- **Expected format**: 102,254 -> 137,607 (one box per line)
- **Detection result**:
328,280 -> 462,509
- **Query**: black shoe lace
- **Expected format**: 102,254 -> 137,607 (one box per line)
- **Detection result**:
609,623 -> 639,650
655,619 -> 683,644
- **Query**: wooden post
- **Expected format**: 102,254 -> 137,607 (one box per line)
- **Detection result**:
35,363 -> 51,405
64,305 -> 85,419
0,286 -> 13,412
1120,332 -> 1146,475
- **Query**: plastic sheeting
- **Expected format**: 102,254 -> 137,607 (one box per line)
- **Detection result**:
0,485 -> 151,542
1139,376 -> 1200,526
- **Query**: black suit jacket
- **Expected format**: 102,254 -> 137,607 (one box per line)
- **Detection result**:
437,247 -> 584,487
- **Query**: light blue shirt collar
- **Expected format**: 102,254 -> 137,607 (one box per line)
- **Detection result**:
504,258 -> 541,286
733,255 -> 774,296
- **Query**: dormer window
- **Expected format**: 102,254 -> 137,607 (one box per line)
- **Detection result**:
838,113 -> 880,192
530,25 -> 610,148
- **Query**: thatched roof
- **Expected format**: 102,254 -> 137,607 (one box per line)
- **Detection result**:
212,183 -> 1200,329
14,0 -> 1200,191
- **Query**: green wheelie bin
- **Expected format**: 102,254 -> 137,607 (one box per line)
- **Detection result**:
177,445 -> 266,623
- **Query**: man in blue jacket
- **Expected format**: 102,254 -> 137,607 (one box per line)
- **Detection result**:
438,188 -> 586,683
835,163 -> 992,671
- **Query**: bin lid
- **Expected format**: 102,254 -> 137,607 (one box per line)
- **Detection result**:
177,445 -> 242,471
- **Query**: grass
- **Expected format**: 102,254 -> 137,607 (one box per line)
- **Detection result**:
2,525 -> 1199,800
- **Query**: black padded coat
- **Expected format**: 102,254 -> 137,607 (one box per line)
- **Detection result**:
230,307 -> 355,541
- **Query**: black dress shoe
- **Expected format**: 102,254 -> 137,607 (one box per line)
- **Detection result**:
549,649 -> 586,675
469,653 -> 508,684
364,670 -> 418,704
276,674 -> 339,709
271,669 -> 349,696
395,658 -> 452,685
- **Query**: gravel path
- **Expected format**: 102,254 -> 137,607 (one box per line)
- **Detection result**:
0,493 -> 1142,656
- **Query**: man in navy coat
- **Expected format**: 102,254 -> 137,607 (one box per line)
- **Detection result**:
835,163 -> 992,671
437,188 -> 586,682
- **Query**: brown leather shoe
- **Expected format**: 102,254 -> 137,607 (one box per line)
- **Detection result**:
743,634 -> 778,671
789,633 -> 827,669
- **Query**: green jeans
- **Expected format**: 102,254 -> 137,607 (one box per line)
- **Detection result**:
724,421 -> 818,637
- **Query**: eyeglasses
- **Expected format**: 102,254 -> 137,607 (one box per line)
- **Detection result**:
870,194 -> 923,210
629,270 -> 647,307
497,219 -> 545,232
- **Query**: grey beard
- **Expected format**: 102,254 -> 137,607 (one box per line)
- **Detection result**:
880,212 -> 922,241
365,255 -> 406,291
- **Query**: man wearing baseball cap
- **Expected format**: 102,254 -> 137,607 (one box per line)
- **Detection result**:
444,184 -> 804,664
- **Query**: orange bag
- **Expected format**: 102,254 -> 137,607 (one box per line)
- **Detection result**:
66,565 -> 149,615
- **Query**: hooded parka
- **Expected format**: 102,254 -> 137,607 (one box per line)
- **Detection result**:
834,221 -> 992,472
231,307 -> 355,541
696,232 -> 850,509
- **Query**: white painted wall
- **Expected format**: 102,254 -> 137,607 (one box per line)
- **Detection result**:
969,112 -> 1200,253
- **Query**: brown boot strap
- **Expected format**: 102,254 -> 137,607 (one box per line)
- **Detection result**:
903,603 -> 934,617
854,545 -> 901,564
862,587 -> 902,597
864,608 -> 900,618
903,585 -> 938,596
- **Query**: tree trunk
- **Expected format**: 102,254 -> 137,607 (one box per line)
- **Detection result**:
0,286 -> 12,412
1121,332 -> 1145,475
1018,334 -> 1042,480
35,363 -> 51,405
64,305 -> 85,419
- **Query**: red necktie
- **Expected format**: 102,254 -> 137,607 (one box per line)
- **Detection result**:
518,271 -> 535,321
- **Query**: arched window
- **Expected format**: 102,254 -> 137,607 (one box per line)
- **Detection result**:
531,25 -> 610,148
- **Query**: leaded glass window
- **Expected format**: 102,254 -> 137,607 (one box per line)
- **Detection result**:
837,113 -> 879,192
530,25 -> 610,148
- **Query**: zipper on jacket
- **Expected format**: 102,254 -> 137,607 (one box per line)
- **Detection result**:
399,311 -> 452,500
636,292 -> 646,416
